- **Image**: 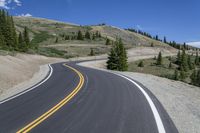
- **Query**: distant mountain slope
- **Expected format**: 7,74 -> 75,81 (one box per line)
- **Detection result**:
12,17 -> 176,58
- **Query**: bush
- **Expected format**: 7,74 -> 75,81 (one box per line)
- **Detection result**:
138,61 -> 144,67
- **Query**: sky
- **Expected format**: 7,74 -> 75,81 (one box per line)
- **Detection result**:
0,0 -> 200,45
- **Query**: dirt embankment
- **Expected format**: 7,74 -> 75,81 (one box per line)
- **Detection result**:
0,54 -> 66,101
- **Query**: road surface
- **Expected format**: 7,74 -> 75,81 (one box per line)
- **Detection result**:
0,62 -> 178,133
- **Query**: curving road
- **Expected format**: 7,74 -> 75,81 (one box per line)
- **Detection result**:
0,62 -> 178,133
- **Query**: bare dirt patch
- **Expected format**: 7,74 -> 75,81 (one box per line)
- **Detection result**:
0,54 -> 66,100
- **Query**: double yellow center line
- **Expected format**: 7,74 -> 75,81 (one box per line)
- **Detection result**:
17,64 -> 84,133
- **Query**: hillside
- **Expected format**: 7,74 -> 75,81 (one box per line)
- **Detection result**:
13,17 -> 176,58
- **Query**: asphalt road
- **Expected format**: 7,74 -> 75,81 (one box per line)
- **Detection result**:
0,62 -> 178,133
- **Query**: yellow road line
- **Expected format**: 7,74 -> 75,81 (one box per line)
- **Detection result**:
17,64 -> 84,133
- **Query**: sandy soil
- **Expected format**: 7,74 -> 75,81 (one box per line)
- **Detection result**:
0,54 -> 66,101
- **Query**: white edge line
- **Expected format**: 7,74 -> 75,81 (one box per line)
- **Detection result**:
115,73 -> 166,133
0,64 -> 53,104
77,63 -> 166,133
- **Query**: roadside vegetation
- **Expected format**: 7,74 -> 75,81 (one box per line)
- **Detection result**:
107,39 -> 128,71
128,50 -> 200,87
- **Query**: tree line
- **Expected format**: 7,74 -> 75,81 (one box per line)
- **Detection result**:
57,30 -> 102,42
0,10 -> 31,52
155,50 -> 200,86
126,28 -> 199,51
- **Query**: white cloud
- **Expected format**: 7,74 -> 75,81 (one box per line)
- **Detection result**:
136,25 -> 143,30
0,0 -> 21,9
18,13 -> 32,17
187,42 -> 200,48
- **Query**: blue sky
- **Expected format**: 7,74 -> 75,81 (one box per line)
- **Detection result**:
0,0 -> 200,43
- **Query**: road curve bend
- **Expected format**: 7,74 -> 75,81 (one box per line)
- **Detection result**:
0,62 -> 178,133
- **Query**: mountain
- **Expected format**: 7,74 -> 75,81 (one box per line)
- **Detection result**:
13,16 -> 176,58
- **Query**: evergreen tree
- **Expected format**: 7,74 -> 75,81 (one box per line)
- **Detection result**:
177,51 -> 181,65
151,42 -> 154,47
180,66 -> 186,80
169,62 -> 172,68
65,35 -> 70,40
138,60 -> 144,67
174,69 -> 179,80
164,36 -> 167,43
187,55 -> 193,70
0,32 -> 5,48
55,37 -> 58,43
85,31 -> 91,40
155,35 -> 159,40
92,34 -> 95,40
105,38 -> 111,45
190,70 -> 197,85
195,52 -> 199,65
197,70 -> 200,86
157,51 -> 163,65
181,49 -> 188,71
118,39 -> 128,71
24,27 -> 30,47
107,47 -> 118,70
89,48 -> 95,56
107,39 -> 128,71
77,30 -> 83,40
18,32 -> 26,51
98,32 -> 101,38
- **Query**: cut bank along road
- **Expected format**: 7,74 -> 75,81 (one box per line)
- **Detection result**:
0,62 -> 178,133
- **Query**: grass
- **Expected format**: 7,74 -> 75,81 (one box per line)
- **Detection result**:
37,47 -> 73,59
31,31 -> 54,44
128,56 -> 199,84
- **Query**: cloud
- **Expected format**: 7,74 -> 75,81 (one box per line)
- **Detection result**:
0,0 -> 21,9
187,42 -> 200,48
136,25 -> 143,30
18,13 -> 32,17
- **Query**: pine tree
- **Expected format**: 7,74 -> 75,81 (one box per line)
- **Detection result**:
105,38 -> 111,45
195,52 -> 199,65
197,70 -> 200,86
164,36 -> 167,43
89,48 -> 95,56
157,51 -> 163,65
92,34 -> 95,40
77,30 -> 83,40
18,32 -> 25,51
174,69 -> 179,80
151,42 -> 154,47
138,60 -> 144,67
23,27 -> 30,48
85,31 -> 91,40
180,66 -> 186,80
107,47 -> 118,70
190,70 -> 197,85
55,37 -> 58,43
98,32 -> 101,38
155,35 -> 159,40
107,39 -> 128,71
0,32 -> 5,48
177,51 -> 181,65
169,62 -> 172,68
181,49 -> 188,71
187,55 -> 193,70
118,39 -> 128,71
